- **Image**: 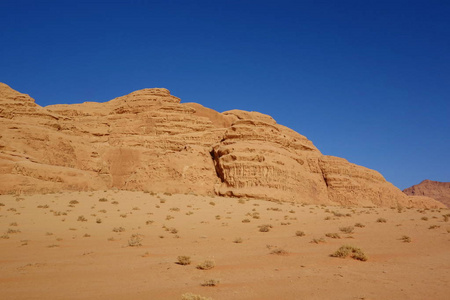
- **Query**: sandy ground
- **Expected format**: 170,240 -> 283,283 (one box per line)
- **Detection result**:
0,190 -> 449,300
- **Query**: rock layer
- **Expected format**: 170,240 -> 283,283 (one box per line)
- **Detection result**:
0,83 -> 444,208
403,180 -> 450,207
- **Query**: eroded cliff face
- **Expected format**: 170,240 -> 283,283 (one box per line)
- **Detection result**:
0,83 -> 444,208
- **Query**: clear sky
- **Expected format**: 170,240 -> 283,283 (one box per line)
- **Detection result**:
1,0 -> 449,190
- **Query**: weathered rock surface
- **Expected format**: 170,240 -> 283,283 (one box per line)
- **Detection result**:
0,83 -> 444,208
403,180 -> 450,207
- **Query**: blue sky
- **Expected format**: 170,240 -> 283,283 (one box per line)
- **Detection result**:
1,0 -> 449,190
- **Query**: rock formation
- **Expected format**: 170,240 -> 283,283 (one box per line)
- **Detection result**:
403,180 -> 450,207
0,82 -> 444,208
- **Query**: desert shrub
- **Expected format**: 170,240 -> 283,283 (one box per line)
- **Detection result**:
242,218 -> 250,223
215,215 -> 221,220
69,200 -> 79,205
77,215 -> 87,222
339,226 -> 354,234
111,201 -> 119,205
310,238 -> 325,244
146,220 -> 154,225
176,256 -> 191,265
376,218 -> 387,223
295,230 -> 305,237
196,260 -> 215,270
421,216 -> 428,221
201,279 -> 220,287
96,218 -> 102,224
325,233 -> 341,239
99,198 -> 108,202
166,215 -> 174,220
429,225 -> 440,229
331,245 -> 368,261
354,223 -> 365,228
209,201 -> 216,206
258,224 -> 272,232
181,293 -> 212,300
233,237 -> 243,243
128,234 -> 143,247
170,207 -> 180,212
400,235 -> 411,243
270,248 -> 288,255
10,222 -> 18,226
112,227 -> 125,232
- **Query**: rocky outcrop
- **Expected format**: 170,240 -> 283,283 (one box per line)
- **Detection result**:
0,82 -> 444,208
403,180 -> 450,207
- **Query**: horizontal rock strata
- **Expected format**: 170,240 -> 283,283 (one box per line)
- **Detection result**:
0,82 -> 444,208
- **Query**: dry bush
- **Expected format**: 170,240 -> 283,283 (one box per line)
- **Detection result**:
201,279 -> 220,287
339,226 -> 354,234
429,225 -> 440,229
69,200 -> 79,205
233,237 -> 243,243
113,227 -> 125,232
270,248 -> 288,255
310,238 -> 325,244
258,224 -> 272,232
181,293 -> 212,300
295,230 -> 305,237
325,233 -> 341,239
209,201 -> 216,206
99,198 -> 108,202
421,216 -> 428,221
400,235 -> 411,243
242,218 -> 250,223
376,218 -> 387,223
196,260 -> 215,270
77,215 -> 87,222
176,256 -> 191,265
331,245 -> 368,261
354,223 -> 365,228
128,234 -> 143,247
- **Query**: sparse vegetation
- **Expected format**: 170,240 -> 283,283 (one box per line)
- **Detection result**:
77,215 -> 87,222
310,238 -> 325,244
201,279 -> 220,287
295,230 -> 305,237
270,248 -> 288,255
176,256 -> 191,265
325,233 -> 341,239
99,197 -> 108,202
181,293 -> 212,300
331,245 -> 368,261
354,223 -> 365,228
258,224 -> 272,232
242,218 -> 250,223
376,218 -> 387,223
429,225 -> 440,229
400,235 -> 412,243
113,227 -> 125,232
128,234 -> 143,247
339,226 -> 354,234
233,237 -> 243,243
196,259 -> 215,270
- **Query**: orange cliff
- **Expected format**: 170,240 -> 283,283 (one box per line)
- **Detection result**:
0,82 -> 444,208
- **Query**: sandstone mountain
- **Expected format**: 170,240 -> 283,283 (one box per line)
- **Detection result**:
0,83 -> 443,208
403,180 -> 450,207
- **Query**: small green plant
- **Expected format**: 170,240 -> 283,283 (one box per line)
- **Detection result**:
331,245 -> 368,261
176,256 -> 191,265
196,259 -> 215,270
